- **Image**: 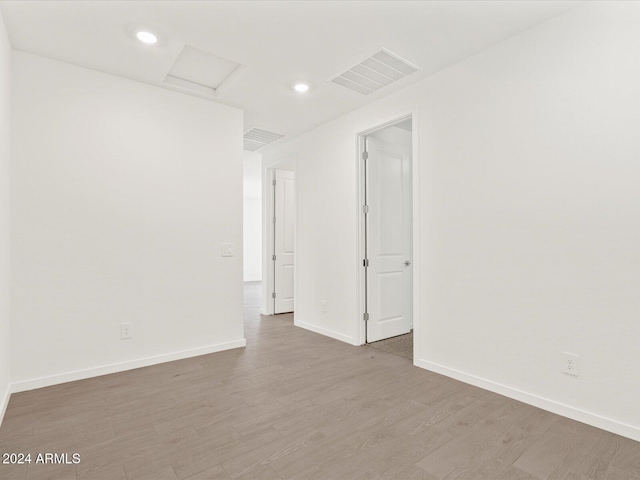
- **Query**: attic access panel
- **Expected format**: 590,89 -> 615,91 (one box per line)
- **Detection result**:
164,45 -> 245,96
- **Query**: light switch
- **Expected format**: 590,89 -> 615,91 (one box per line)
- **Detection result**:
221,243 -> 234,257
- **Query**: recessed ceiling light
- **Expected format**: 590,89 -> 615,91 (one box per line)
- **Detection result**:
294,83 -> 310,93
136,31 -> 158,45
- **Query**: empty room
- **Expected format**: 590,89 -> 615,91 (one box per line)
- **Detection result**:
1,1 -> 639,479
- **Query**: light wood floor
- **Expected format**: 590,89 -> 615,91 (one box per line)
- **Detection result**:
1,282 -> 639,480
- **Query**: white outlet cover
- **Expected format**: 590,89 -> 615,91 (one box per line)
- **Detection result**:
221,243 -> 234,257
121,323 -> 133,339
561,352 -> 580,376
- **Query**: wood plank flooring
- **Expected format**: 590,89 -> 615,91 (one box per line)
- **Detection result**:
1,281 -> 639,479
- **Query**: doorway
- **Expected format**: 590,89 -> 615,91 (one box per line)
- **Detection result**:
273,168 -> 295,313
264,161 -> 296,315
360,117 -> 414,355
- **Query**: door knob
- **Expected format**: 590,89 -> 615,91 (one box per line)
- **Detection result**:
404,260 -> 411,266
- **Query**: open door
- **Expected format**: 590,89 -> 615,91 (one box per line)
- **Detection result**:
273,169 -> 295,313
364,124 -> 413,342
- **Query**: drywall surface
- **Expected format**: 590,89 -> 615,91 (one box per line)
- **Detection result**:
0,9 -> 11,424
11,52 -> 245,388
243,152 -> 262,282
263,1 -> 640,439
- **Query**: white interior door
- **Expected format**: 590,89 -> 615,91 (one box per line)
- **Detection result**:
274,169 -> 295,313
366,130 -> 412,342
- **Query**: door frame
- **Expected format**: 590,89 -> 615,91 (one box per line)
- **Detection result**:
356,112 -> 421,363
261,155 -> 298,316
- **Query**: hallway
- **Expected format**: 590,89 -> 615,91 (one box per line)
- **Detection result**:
0,282 -> 638,479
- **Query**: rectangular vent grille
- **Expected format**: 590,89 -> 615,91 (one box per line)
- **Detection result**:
330,49 -> 420,96
243,128 -> 285,152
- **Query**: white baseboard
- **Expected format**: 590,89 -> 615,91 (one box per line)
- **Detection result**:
260,308 -> 269,315
295,320 -> 356,345
0,383 -> 10,428
11,339 -> 247,394
416,359 -> 640,442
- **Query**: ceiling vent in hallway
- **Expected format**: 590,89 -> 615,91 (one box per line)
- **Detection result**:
243,128 -> 285,152
329,48 -> 420,96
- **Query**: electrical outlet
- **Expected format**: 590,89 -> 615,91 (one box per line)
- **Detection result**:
321,300 -> 327,313
121,323 -> 133,340
221,243 -> 234,257
562,353 -> 579,376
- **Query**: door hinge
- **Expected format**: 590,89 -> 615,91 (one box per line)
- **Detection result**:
362,205 -> 369,214
363,312 -> 369,321
273,179 -> 276,186
362,151 -> 369,160
272,217 -> 276,224
363,259 -> 369,267
272,254 -> 276,261
272,292 -> 276,299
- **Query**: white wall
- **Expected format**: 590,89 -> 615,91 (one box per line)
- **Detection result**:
0,9 -> 11,424
10,52 -> 245,390
262,1 -> 640,440
243,152 -> 262,282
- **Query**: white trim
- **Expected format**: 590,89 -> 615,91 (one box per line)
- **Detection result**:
0,384 -> 10,428
356,133 -> 367,345
10,339 -> 246,394
416,359 -> 640,442
295,320 -> 357,346
410,110 -> 422,366
263,167 -> 276,315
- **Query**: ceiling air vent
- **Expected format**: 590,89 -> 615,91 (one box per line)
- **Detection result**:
243,128 -> 284,152
329,48 -> 420,96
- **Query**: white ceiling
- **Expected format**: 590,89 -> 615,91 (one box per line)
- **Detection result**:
0,0 -> 580,146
